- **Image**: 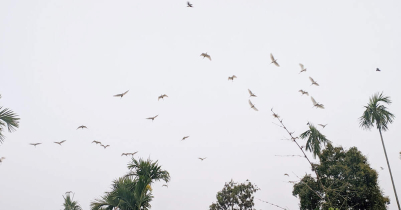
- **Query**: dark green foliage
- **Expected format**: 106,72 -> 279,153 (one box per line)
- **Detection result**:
359,92 -> 395,131
300,123 -> 330,158
209,180 -> 260,210
0,106 -> 20,143
91,158 -> 170,210
293,144 -> 390,210
62,194 -> 83,210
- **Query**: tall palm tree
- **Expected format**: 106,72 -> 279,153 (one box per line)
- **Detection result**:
300,123 -> 330,158
63,194 -> 83,210
91,177 -> 153,210
359,92 -> 400,210
0,106 -> 20,144
91,158 -> 170,210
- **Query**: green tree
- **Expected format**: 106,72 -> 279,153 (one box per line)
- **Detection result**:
209,180 -> 260,210
62,193 -> 83,210
293,144 -> 390,210
91,158 -> 170,210
0,106 -> 20,144
359,92 -> 400,210
300,123 -> 330,158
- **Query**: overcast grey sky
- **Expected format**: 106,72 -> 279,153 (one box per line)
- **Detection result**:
1,0 -> 401,209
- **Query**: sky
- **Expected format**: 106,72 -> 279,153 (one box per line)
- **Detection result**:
1,0 -> 401,209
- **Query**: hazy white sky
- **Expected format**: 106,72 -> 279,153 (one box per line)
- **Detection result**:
1,0 -> 401,209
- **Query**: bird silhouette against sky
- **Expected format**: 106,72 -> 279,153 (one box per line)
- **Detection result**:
158,94 -> 168,101
270,53 -> 279,67
299,63 -> 307,73
54,140 -> 66,146
77,125 -> 87,130
311,97 -> 325,109
30,143 -> 42,147
146,115 -> 158,121
199,157 -> 207,161
309,77 -> 319,86
248,100 -> 258,111
248,89 -> 257,97
228,75 -> 237,81
299,90 -> 309,96
113,90 -> 129,98
182,136 -> 190,141
318,124 -> 327,128
200,52 -> 211,61
187,1 -> 193,7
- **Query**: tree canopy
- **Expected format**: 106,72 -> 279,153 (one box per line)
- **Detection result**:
293,144 -> 390,210
209,180 -> 260,210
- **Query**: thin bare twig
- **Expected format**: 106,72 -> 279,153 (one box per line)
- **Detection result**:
258,198 -> 288,210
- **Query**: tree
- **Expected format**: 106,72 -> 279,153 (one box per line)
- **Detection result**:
0,106 -> 20,144
62,193 -> 83,210
293,144 -> 390,210
209,180 -> 260,210
299,123 -> 330,158
91,158 -> 170,210
359,92 -> 400,210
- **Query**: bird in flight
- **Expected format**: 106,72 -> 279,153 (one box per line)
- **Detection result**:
77,125 -> 87,130
309,77 -> 319,86
0,157 -> 5,163
228,75 -> 237,81
30,143 -> 42,147
318,124 -> 327,128
199,157 -> 207,161
200,52 -> 211,61
101,144 -> 110,149
311,97 -> 325,109
299,63 -> 307,73
376,68 -> 381,71
284,173 -> 289,176
187,1 -> 193,7
114,90 -> 129,98
248,100 -> 258,111
146,115 -> 158,121
158,94 -> 168,101
248,89 -> 257,97
299,90 -> 309,96
380,167 -> 384,170
182,136 -> 190,141
121,153 -> 128,156
162,184 -> 168,188
270,53 -> 279,67
92,140 -> 101,144
54,140 -> 66,146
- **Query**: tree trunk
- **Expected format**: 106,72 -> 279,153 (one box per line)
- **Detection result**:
379,128 -> 401,210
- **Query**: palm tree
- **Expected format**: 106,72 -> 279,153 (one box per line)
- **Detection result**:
91,158 -> 170,210
300,123 -> 330,158
62,194 -> 83,210
91,177 -> 153,210
0,106 -> 20,144
359,92 -> 400,210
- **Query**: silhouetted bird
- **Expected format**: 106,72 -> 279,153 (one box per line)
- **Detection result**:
199,157 -> 207,161
146,115 -> 158,121
299,90 -> 309,96
311,97 -> 325,109
299,63 -> 307,73
114,90 -> 129,98
270,53 -> 279,67
187,1 -> 193,7
309,77 -> 319,86
158,94 -> 168,101
200,53 -> 211,61
228,75 -> 237,81
54,140 -> 66,146
30,143 -> 42,147
318,124 -> 327,128
248,100 -> 258,111
376,68 -> 381,72
77,125 -> 87,130
248,89 -> 257,97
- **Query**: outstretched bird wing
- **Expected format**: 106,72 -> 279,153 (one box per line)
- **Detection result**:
270,53 -> 275,62
309,77 -> 315,83
311,97 -> 317,105
299,63 -> 304,69
248,89 -> 253,96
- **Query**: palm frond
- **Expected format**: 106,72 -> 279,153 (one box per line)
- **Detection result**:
0,107 -> 20,143
300,123 -> 330,158
359,92 -> 395,131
